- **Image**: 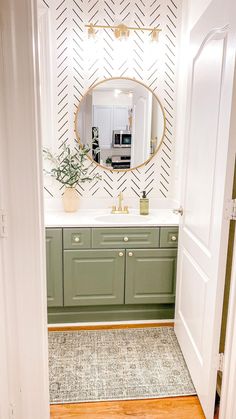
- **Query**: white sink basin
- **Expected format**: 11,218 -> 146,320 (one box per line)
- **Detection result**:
94,214 -> 155,224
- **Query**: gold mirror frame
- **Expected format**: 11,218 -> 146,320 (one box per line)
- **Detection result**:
74,77 -> 166,172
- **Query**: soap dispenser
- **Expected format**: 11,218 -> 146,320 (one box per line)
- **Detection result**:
140,191 -> 149,215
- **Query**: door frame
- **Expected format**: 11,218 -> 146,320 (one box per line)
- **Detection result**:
220,229 -> 236,418
218,64 -> 236,419
0,0 -> 50,418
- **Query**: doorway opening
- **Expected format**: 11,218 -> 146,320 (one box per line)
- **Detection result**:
214,160 -> 236,418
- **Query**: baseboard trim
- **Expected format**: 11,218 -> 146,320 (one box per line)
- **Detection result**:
48,304 -> 175,324
48,319 -> 175,331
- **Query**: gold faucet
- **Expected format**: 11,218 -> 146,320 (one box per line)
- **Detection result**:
111,192 -> 129,214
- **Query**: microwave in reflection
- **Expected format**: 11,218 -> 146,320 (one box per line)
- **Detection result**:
112,131 -> 132,148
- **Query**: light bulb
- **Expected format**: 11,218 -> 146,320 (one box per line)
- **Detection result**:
114,89 -> 122,98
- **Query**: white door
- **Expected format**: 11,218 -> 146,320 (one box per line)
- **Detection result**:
175,1 -> 236,418
93,106 -> 113,148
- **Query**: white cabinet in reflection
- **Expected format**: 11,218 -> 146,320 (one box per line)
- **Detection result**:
113,106 -> 129,131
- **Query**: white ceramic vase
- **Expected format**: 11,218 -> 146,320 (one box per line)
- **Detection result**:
62,187 -> 79,212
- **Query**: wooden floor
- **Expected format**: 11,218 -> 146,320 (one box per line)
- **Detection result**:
50,396 -> 205,418
49,323 -> 205,418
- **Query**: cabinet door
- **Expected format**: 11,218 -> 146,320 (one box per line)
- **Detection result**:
125,249 -> 177,304
46,228 -> 63,307
113,106 -> 129,130
64,249 -> 125,306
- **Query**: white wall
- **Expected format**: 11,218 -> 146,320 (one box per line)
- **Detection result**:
93,91 -> 132,107
187,0 -> 213,29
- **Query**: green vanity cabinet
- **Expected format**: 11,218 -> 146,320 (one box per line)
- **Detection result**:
46,228 -> 63,307
46,226 -> 178,323
125,249 -> 177,304
64,249 -> 125,306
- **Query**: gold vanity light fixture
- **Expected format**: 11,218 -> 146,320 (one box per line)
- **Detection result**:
86,23 -> 161,42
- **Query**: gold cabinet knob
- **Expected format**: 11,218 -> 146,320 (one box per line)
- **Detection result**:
128,252 -> 133,257
74,236 -> 80,242
124,237 -> 129,242
119,252 -> 124,257
171,235 -> 177,242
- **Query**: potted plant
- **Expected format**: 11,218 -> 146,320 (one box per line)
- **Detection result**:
43,144 -> 101,212
105,157 -> 112,167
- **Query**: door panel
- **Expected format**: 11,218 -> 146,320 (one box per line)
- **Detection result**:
179,250 -> 207,360
175,1 -> 236,417
125,249 -> 176,304
64,249 -> 125,306
184,39 -> 225,247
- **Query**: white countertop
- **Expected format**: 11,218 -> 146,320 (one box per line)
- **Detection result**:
45,208 -> 179,228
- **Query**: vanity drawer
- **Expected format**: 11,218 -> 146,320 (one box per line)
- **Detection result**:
160,227 -> 178,248
63,228 -> 91,249
92,227 -> 159,249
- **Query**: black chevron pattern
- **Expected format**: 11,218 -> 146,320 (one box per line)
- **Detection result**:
55,0 -> 69,157
43,0 -> 180,200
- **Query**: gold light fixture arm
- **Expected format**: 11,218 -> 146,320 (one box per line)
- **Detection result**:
85,23 -> 161,32
85,23 -> 161,41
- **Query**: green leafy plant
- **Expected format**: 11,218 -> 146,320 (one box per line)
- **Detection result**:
43,144 -> 101,188
105,157 -> 112,165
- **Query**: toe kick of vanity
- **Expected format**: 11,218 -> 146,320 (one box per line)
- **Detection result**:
46,226 -> 178,323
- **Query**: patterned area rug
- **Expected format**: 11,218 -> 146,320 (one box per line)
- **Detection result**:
48,327 -> 196,404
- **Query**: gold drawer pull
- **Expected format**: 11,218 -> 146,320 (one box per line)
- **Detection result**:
74,236 -> 80,243
171,235 -> 177,242
128,252 -> 133,257
119,252 -> 124,257
124,236 -> 129,242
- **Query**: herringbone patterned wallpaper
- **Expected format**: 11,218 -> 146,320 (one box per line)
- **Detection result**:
42,0 -> 181,199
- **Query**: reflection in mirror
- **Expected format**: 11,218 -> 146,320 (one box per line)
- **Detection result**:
75,78 -> 165,171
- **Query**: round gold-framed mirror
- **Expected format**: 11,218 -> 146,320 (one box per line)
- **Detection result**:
75,77 -> 166,172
